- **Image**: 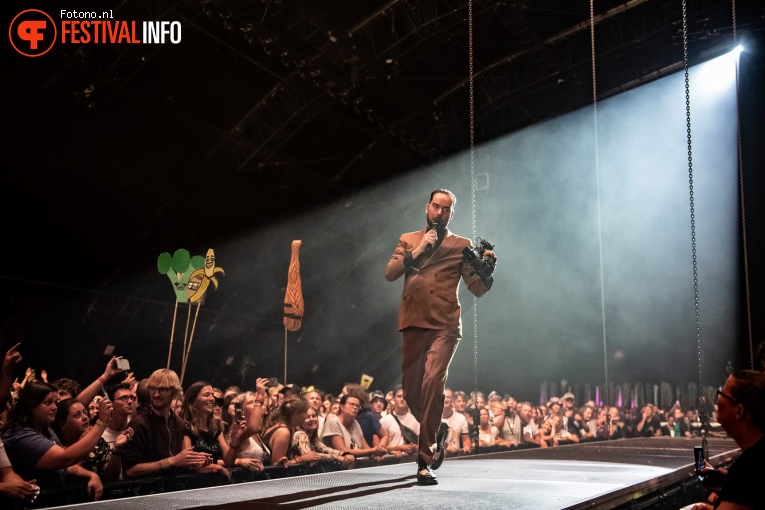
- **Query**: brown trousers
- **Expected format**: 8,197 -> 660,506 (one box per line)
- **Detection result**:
401,327 -> 461,463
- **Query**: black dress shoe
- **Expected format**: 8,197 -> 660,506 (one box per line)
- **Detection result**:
417,460 -> 438,485
430,422 -> 450,471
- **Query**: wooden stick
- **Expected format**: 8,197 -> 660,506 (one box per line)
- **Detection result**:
180,301 -> 192,376
167,301 -> 179,369
284,327 -> 288,386
181,300 -> 202,386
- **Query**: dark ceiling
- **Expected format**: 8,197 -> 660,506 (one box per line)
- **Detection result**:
2,0 -> 764,392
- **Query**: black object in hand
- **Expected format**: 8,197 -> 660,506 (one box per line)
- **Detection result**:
462,237 -> 496,280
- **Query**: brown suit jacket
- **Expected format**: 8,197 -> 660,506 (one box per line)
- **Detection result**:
385,228 -> 492,332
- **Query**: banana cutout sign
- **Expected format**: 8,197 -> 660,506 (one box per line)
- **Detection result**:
157,248 -> 225,383
187,249 -> 225,303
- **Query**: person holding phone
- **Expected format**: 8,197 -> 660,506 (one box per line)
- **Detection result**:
689,370 -> 765,510
72,357 -> 128,412
223,379 -> 269,473
1,381 -> 109,500
53,397 -> 130,483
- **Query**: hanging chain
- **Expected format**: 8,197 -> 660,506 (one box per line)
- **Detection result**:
731,1 -> 753,369
682,0 -> 704,397
468,0 -> 478,395
590,0 -> 609,407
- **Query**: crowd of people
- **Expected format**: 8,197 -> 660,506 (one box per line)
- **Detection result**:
0,342 -> 762,509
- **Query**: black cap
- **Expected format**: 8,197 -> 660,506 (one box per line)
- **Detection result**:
280,384 -> 301,395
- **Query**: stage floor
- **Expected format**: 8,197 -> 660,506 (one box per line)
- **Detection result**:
51,437 -> 738,510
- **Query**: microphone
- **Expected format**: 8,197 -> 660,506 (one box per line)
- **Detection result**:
426,221 -> 440,252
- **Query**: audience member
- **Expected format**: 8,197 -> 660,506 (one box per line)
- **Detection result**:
441,388 -> 471,454
662,407 -> 691,438
344,385 -> 389,452
87,396 -> 103,423
52,379 -> 80,401
321,395 -> 386,458
53,398 -> 126,482
636,404 -> 662,437
0,436 -> 39,504
606,406 -> 625,439
121,369 -> 209,479
223,387 -> 240,400
211,387 -> 224,430
380,386 -> 419,456
291,407 -> 353,470
551,414 -> 579,444
691,370 -> 765,510
304,390 -> 325,432
489,395 -> 520,447
518,402 -> 546,448
579,405 -> 598,439
96,385 -> 129,447
539,418 -> 557,447
180,382 -> 232,478
476,408 -> 499,447
452,391 -> 469,423
369,391 -> 387,422
224,380 -> 268,472
261,395 -> 314,467
1,381 -> 108,498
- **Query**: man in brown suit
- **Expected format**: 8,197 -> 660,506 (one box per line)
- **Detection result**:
385,189 -> 495,485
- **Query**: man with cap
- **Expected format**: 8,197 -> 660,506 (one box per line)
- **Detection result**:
560,392 -> 576,434
355,390 -> 389,450
280,384 -> 301,398
369,390 -> 388,419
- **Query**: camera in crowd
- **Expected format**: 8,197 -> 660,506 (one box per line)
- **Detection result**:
462,237 -> 496,280
466,404 -> 481,447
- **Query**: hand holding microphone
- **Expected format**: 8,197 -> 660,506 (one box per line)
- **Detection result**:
414,225 -> 439,259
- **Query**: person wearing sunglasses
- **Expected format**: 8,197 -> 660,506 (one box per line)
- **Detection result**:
690,370 -> 765,510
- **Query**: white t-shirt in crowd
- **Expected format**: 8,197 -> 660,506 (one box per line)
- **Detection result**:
321,417 -> 366,450
441,411 -> 469,449
380,411 -> 420,447
478,425 -> 499,445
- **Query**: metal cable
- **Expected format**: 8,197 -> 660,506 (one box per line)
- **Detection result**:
731,1 -> 753,368
590,0 -> 609,407
468,0 -> 478,395
682,0 -> 704,397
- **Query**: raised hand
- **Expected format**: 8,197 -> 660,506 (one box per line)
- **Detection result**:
2,343 -> 22,372
102,356 -> 124,380
254,377 -> 268,397
97,397 -> 113,424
